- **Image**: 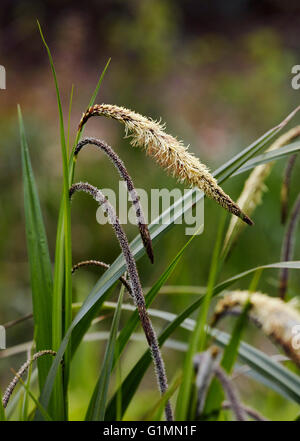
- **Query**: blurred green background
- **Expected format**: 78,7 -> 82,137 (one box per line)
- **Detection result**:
0,0 -> 300,420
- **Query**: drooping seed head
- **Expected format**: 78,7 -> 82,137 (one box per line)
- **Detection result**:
78,104 -> 253,225
2,350 -> 57,408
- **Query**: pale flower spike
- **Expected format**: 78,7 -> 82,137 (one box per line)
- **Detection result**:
213,291 -> 300,368
78,104 -> 253,225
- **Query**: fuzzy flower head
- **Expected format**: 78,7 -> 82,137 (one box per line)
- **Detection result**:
78,104 -> 253,225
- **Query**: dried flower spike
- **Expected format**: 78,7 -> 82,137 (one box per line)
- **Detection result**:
213,291 -> 300,368
74,137 -> 154,263
78,104 -> 253,225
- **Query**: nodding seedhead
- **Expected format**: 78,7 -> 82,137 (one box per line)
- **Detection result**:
2,350 -> 57,408
78,104 -> 253,225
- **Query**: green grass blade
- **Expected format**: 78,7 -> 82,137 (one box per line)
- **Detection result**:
18,106 -> 53,391
214,106 -> 300,182
115,337 -> 122,421
144,373 -> 182,421
175,215 -> 225,420
203,269 -> 262,419
147,285 -> 206,295
0,390 -> 6,421
233,141 -> 300,176
198,215 -> 226,352
21,339 -> 36,421
88,59 -> 111,108
37,20 -> 71,419
221,268 -> 262,373
69,57 -> 111,175
85,286 -> 124,421
17,375 -> 53,421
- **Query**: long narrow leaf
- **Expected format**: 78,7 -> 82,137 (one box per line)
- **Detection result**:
176,215 -> 225,420
37,20 -> 71,419
233,141 -> 300,176
19,106 -> 53,391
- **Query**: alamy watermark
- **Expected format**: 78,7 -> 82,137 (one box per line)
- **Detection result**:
0,65 -> 6,89
96,181 -> 204,235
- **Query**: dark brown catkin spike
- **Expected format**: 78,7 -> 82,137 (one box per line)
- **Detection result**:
78,104 -> 253,226
74,137 -> 154,263
69,182 -> 173,421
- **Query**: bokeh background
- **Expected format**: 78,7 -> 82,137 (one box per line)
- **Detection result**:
0,0 -> 300,420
